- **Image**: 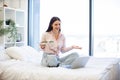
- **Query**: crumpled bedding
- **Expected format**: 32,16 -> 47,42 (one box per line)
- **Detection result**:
0,57 -> 119,80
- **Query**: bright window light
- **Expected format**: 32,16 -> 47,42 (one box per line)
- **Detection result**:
40,0 -> 89,55
93,0 -> 120,57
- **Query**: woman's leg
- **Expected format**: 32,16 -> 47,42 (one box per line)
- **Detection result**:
41,53 -> 48,67
41,53 -> 60,67
59,52 -> 79,66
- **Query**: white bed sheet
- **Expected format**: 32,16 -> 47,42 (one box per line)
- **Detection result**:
0,57 -> 119,80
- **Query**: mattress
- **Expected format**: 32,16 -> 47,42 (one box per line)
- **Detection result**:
0,57 -> 119,80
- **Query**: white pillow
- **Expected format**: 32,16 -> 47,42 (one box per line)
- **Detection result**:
0,50 -> 10,61
5,46 -> 42,64
20,46 -> 40,55
20,46 -> 42,64
5,46 -> 28,60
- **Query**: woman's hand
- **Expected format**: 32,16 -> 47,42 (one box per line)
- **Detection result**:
40,41 -> 47,49
72,45 -> 82,49
40,44 -> 46,49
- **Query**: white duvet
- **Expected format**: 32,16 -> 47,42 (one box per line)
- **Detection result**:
0,57 -> 119,80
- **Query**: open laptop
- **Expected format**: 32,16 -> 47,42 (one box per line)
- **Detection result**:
71,56 -> 90,69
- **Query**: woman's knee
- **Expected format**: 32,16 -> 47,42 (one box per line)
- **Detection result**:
70,52 -> 79,58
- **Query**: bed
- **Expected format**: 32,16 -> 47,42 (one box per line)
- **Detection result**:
0,46 -> 119,80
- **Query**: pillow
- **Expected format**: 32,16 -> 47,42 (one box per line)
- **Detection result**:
21,46 -> 42,61
5,46 -> 42,64
5,46 -> 28,60
71,56 -> 90,69
0,50 -> 10,61
20,46 -> 41,55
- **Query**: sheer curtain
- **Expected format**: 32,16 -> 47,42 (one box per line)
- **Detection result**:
93,0 -> 120,57
28,0 -> 40,50
40,0 -> 89,55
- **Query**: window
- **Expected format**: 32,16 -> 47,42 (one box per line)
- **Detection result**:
40,0 -> 89,55
93,0 -> 120,57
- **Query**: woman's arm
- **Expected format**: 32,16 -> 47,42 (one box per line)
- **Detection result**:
60,36 -> 82,53
61,45 -> 82,53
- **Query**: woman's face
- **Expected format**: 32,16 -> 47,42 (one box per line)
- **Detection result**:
52,20 -> 61,33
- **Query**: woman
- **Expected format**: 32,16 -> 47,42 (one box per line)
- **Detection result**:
40,16 -> 82,68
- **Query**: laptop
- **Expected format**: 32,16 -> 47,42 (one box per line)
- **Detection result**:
71,56 -> 90,69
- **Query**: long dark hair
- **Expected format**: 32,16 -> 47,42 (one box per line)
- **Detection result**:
46,16 -> 61,32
